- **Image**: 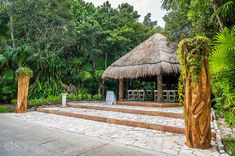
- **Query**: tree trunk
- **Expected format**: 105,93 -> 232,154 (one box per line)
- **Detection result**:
211,0 -> 224,30
16,75 -> 30,113
185,59 -> 211,148
10,16 -> 15,48
98,84 -> 103,96
157,75 -> 163,102
118,79 -> 124,101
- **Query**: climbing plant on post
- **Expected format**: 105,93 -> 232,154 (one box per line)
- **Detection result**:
177,36 -> 211,149
15,67 -> 33,113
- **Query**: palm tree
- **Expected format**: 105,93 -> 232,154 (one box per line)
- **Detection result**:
161,0 -> 235,30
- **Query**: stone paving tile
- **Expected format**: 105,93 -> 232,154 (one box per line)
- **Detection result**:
3,112 -> 219,156
68,102 -> 183,113
44,107 -> 185,128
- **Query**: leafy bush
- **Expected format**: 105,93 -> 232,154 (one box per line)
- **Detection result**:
210,27 -> 235,127
11,96 -> 61,107
0,70 -> 16,101
0,105 -> 12,113
15,67 -> 33,78
11,99 -> 17,105
84,94 -> 92,100
93,94 -> 102,100
222,138 -> 235,156
224,112 -> 235,126
67,93 -> 102,101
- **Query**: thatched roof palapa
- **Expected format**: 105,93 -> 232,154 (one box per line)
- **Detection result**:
103,33 -> 180,79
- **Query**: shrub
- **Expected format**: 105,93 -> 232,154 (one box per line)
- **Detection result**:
222,138 -> 235,156
15,67 -> 33,78
224,112 -> 235,127
93,94 -> 102,100
11,99 -> 17,105
11,96 -> 61,108
0,105 -> 12,113
86,94 -> 92,100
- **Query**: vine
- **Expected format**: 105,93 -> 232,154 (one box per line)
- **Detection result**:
177,36 -> 210,105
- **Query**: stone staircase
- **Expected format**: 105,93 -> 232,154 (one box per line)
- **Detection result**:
36,101 -> 215,137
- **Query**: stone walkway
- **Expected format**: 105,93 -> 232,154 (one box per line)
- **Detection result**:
68,102 -> 183,113
3,112 -> 220,156
43,107 -> 185,128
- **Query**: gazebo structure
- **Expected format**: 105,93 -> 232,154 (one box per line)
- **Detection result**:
103,33 -> 180,103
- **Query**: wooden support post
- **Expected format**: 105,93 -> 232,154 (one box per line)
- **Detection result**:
125,79 -> 129,99
157,74 -> 163,102
119,79 -> 124,101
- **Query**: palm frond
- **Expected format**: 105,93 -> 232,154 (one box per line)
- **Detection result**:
210,1 -> 234,23
210,26 -> 235,74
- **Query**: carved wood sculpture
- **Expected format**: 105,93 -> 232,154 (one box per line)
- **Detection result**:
16,75 -> 30,113
184,60 -> 211,148
178,37 -> 211,149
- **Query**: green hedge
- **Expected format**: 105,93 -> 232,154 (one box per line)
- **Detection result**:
0,105 -> 12,113
11,93 -> 103,107
11,96 -> 61,107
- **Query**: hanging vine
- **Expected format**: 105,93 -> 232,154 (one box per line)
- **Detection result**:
177,36 -> 210,106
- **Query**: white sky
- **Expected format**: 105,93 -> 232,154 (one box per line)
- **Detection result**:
84,0 -> 167,27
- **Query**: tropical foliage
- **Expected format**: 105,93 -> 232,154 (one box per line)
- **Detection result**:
210,27 -> 235,126
162,0 -> 235,126
0,0 -> 234,127
0,0 -> 157,102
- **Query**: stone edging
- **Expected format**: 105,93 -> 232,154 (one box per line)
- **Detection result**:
36,108 -> 186,134
116,101 -> 180,107
211,108 -> 228,156
67,103 -> 183,119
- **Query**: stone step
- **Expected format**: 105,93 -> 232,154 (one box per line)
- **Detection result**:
67,102 -> 183,119
116,101 -> 180,107
37,107 -> 185,135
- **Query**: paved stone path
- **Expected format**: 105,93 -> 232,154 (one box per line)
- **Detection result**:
0,114 -> 159,156
68,102 -> 183,113
3,112 -> 220,156
42,107 -> 185,128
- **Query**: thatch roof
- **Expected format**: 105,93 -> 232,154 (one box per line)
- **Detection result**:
103,33 -> 180,79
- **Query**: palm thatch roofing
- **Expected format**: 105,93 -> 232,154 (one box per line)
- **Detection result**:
103,33 -> 180,79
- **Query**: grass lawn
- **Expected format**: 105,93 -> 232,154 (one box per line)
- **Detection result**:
0,105 -> 12,113
222,138 -> 235,156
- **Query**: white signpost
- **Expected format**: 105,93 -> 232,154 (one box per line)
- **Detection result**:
61,93 -> 68,107
106,91 -> 116,105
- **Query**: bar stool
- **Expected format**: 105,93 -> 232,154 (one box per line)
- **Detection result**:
138,90 -> 145,101
163,90 -> 169,102
127,90 -> 133,100
145,90 -> 153,101
174,90 -> 178,102
154,90 -> 158,101
168,90 -> 175,103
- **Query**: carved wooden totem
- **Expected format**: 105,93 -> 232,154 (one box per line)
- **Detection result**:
16,75 -> 30,113
184,55 -> 211,148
